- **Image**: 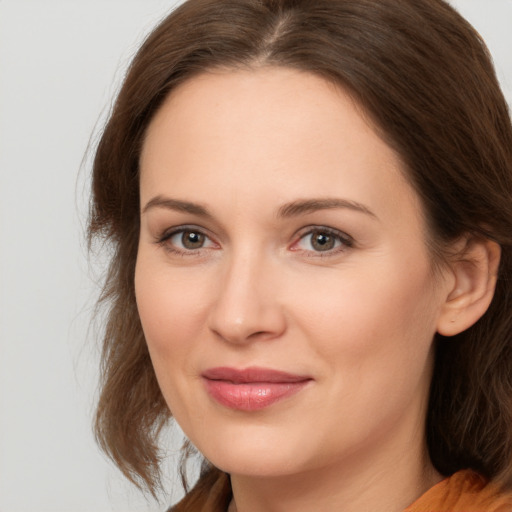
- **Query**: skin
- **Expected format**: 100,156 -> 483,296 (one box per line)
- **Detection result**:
135,67 -> 493,511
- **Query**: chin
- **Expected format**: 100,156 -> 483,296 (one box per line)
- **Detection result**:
189,418 -> 327,479
208,450 -> 303,478
185,422 -> 293,475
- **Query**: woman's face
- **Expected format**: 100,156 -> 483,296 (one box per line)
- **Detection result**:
135,68 -> 453,478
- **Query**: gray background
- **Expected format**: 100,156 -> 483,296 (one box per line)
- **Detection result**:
0,1 -> 511,511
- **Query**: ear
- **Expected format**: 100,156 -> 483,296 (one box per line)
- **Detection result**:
437,237 -> 501,336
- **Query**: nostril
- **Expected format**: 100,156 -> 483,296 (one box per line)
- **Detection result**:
248,331 -> 269,339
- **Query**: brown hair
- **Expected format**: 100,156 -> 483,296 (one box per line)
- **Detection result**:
89,0 -> 512,498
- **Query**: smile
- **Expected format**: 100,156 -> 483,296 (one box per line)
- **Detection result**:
201,367 -> 312,411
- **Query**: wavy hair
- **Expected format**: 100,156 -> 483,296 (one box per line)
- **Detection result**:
89,0 -> 512,498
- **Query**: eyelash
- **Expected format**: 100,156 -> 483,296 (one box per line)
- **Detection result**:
155,225 -> 354,258
155,225 -> 217,257
291,227 -> 354,257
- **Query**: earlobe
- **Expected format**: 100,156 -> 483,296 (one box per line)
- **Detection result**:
437,237 -> 501,337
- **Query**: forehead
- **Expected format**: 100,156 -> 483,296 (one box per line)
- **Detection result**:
139,67 -> 422,227
142,67 -> 388,167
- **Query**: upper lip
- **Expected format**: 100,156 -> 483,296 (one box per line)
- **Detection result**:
202,366 -> 312,383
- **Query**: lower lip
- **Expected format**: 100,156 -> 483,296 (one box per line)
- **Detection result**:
203,379 -> 310,411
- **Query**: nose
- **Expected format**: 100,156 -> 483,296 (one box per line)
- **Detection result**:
207,251 -> 287,345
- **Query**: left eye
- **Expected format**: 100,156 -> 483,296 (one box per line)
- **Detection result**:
294,229 -> 350,253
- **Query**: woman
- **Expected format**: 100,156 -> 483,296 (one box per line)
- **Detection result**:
89,0 -> 512,510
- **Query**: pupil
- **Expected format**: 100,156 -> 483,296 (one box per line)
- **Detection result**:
182,231 -> 204,249
312,232 -> 334,251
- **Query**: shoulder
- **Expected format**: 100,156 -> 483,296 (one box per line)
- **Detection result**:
405,470 -> 512,512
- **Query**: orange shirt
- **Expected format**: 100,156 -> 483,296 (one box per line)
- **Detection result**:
171,469 -> 512,511
405,470 -> 512,512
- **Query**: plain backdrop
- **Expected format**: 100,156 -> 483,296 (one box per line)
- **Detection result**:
0,1 -> 511,511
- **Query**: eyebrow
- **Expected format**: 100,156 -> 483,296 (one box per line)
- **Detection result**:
277,198 -> 377,219
142,196 -> 212,218
142,195 -> 377,219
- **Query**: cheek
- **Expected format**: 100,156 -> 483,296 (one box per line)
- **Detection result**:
134,256 -> 209,368
290,257 -> 439,374
283,259 -> 439,455
134,255 -> 213,425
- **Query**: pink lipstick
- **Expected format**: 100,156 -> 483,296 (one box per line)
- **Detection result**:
202,367 -> 312,411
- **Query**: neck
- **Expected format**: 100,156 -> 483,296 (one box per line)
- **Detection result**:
229,430 -> 442,512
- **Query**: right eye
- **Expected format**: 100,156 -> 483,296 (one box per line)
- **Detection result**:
158,227 -> 217,255
172,230 -> 207,249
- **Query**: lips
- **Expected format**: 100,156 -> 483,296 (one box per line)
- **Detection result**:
201,367 -> 312,411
